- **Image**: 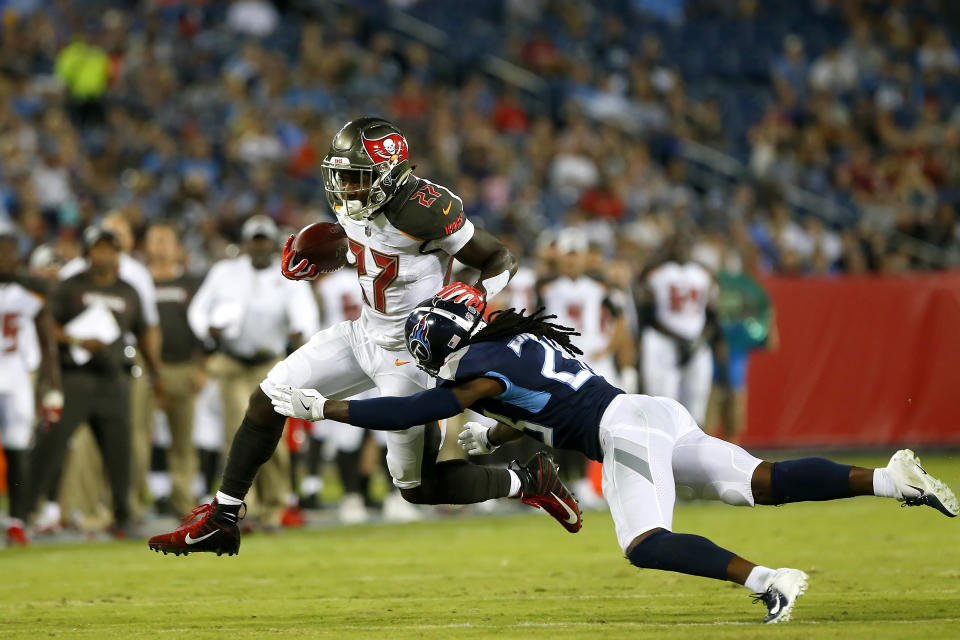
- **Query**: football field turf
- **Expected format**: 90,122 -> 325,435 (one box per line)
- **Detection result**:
2,453 -> 958,639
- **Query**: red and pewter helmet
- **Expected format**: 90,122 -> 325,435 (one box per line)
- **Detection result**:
320,117 -> 413,221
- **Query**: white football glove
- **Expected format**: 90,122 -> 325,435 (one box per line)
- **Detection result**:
270,384 -> 327,421
457,421 -> 498,456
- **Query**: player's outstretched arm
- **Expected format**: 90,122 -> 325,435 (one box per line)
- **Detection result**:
269,377 -> 505,429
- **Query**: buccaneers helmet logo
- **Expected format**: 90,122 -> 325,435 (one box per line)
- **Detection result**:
362,133 -> 409,164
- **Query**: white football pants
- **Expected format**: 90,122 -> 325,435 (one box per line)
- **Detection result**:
599,394 -> 763,552
262,318 -> 432,489
641,327 -> 713,424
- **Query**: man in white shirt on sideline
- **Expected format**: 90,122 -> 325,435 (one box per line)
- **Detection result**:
188,216 -> 319,529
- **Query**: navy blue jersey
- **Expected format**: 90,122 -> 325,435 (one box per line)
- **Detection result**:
437,334 -> 624,461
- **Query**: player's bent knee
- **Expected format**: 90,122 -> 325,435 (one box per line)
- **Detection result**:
247,387 -> 285,427
624,527 -> 668,556
626,528 -> 670,567
398,485 -> 429,504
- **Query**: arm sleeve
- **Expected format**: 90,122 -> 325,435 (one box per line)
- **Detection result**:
347,387 -> 462,430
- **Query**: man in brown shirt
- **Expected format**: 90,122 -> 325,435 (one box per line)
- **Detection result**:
28,225 -> 163,535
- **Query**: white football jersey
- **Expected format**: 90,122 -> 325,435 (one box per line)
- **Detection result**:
539,275 -> 613,362
316,268 -> 364,328
646,261 -> 713,340
335,176 -> 475,350
0,281 -> 44,388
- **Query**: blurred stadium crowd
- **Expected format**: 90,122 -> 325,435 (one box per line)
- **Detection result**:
1,0 -> 959,542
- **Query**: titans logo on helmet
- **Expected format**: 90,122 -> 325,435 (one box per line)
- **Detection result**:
409,315 -> 431,362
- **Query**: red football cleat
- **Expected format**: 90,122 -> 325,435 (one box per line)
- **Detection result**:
281,505 -> 305,528
509,452 -> 583,533
6,523 -> 29,546
147,502 -> 243,556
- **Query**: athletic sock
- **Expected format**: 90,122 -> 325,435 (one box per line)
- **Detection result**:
872,468 -> 899,498
215,491 -> 243,506
770,458 -> 853,504
301,475 -> 323,497
627,530 -> 735,581
219,415 -> 285,500
507,469 -> 522,498
744,566 -> 777,593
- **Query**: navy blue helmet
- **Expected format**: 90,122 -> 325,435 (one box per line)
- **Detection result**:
404,283 -> 486,376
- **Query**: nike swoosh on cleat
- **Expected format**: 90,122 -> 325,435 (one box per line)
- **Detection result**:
906,483 -> 925,497
184,530 -> 218,544
769,596 -> 782,615
550,492 -> 579,524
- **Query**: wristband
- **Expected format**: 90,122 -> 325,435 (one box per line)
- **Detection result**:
480,271 -> 510,300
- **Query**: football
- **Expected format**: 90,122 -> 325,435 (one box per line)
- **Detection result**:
292,222 -> 349,273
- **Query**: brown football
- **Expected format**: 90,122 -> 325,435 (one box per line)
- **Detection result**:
292,222 -> 348,273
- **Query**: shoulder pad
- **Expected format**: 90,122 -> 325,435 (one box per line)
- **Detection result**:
385,178 -> 466,242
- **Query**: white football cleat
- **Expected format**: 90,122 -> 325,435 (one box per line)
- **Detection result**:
886,449 -> 958,517
32,501 -> 62,535
752,568 -> 808,624
382,492 -> 424,523
338,493 -> 370,525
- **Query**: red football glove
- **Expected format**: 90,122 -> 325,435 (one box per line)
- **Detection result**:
280,235 -> 319,281
435,282 -> 486,312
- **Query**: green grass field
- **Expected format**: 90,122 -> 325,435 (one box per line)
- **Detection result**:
2,453 -> 959,639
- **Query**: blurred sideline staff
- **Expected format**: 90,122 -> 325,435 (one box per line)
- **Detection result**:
28,225 -> 162,535
187,215 -> 319,528
0,227 -> 62,545
145,223 -> 206,518
60,212 -> 161,521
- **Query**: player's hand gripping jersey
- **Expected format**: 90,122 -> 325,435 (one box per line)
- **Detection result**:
437,335 -> 624,461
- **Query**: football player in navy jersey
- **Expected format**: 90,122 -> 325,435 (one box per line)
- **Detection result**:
271,283 -> 958,625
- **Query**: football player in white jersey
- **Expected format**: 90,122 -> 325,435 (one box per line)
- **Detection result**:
538,230 -> 637,392
150,117 -> 582,555
0,229 -> 62,545
639,232 -> 717,424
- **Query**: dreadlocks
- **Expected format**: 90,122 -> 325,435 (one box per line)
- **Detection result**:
470,307 -> 583,357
